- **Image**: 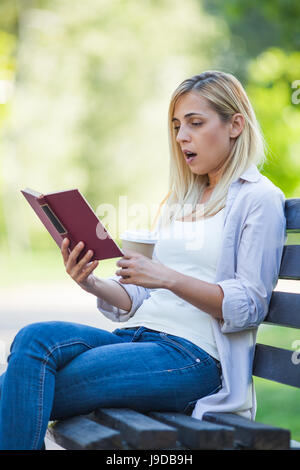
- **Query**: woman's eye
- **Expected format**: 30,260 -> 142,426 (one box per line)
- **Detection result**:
173,122 -> 202,132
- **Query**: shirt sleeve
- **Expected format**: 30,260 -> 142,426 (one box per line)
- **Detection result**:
217,189 -> 287,334
96,274 -> 152,322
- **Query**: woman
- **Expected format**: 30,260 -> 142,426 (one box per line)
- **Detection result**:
0,71 -> 286,450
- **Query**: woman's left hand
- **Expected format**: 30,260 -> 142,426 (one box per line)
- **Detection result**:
115,251 -> 173,289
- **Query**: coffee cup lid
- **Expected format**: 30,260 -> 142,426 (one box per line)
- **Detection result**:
120,229 -> 158,244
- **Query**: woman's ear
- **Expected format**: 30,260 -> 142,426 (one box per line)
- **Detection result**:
229,113 -> 244,138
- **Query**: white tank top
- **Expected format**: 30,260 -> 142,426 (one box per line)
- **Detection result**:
124,208 -> 225,360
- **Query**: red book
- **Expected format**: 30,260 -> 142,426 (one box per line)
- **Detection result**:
21,188 -> 124,262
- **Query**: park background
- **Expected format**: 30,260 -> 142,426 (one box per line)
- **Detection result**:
0,0 -> 299,442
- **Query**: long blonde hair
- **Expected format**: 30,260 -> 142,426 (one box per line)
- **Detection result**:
152,71 -> 266,231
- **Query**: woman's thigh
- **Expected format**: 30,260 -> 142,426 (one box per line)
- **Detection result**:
51,333 -> 221,420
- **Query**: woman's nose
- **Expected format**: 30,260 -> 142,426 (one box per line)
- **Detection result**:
175,125 -> 191,143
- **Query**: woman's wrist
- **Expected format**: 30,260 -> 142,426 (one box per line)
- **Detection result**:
78,273 -> 99,294
162,268 -> 180,290
80,275 -> 132,311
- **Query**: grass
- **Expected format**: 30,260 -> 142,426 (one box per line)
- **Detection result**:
254,377 -> 300,441
1,248 -> 299,442
255,324 -> 300,441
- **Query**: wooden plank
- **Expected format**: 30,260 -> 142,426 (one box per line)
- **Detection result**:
148,411 -> 234,450
203,412 -> 290,450
279,245 -> 300,280
93,408 -> 177,450
285,198 -> 300,231
253,344 -> 300,388
265,291 -> 300,328
49,416 -> 122,450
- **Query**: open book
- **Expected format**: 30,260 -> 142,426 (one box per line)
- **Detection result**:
21,188 -> 124,262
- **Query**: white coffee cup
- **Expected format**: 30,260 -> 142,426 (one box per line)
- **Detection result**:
120,229 -> 158,258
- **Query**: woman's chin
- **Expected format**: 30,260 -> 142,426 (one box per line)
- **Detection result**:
189,165 -> 206,175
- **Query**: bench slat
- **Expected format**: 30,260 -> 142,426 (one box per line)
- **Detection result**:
285,199 -> 300,231
265,291 -> 300,328
49,416 -> 122,450
202,412 -> 290,450
148,411 -> 234,450
93,408 -> 177,450
279,245 -> 300,280
253,343 -> 300,388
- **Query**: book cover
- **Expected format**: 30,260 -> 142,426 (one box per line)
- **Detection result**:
21,188 -> 124,262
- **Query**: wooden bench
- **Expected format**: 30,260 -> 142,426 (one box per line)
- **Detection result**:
48,198 -> 300,451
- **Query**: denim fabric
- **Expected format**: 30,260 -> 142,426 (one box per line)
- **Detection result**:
0,321 -> 221,450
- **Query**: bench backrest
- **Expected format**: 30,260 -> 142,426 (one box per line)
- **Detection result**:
253,198 -> 300,388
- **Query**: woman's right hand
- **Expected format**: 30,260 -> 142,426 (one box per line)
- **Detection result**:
61,238 -> 99,290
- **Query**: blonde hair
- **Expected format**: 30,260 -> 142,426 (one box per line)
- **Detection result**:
152,70 -> 266,230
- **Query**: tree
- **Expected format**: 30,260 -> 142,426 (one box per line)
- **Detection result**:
200,0 -> 300,196
0,0 -> 226,253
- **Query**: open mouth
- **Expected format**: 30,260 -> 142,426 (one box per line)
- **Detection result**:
183,151 -> 197,162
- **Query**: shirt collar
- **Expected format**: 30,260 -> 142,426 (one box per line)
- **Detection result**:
236,163 -> 261,183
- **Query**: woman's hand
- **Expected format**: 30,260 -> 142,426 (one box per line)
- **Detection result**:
61,238 -> 99,290
115,250 -> 173,289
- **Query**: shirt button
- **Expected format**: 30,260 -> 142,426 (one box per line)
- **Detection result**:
196,358 -> 201,363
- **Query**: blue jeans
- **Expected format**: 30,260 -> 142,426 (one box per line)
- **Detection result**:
0,321 -> 222,450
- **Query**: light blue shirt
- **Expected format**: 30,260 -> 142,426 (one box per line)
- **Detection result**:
97,163 -> 286,419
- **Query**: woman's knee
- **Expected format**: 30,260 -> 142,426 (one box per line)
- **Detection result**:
10,321 -> 60,355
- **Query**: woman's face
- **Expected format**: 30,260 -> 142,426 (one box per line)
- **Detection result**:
172,91 -> 243,183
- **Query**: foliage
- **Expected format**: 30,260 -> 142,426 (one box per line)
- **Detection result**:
0,29 -> 17,246
0,0 -> 227,254
246,48 -> 300,196
202,0 -> 300,81
1,0 -> 299,254
198,0 -> 300,198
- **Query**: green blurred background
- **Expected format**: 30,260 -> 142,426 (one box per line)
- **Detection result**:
0,0 -> 299,441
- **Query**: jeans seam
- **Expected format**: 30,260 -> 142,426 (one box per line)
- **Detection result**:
32,339 -> 94,450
